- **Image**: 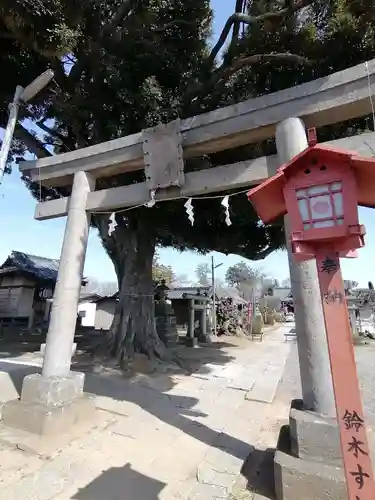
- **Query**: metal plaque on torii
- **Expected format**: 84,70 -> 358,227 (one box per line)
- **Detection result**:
142,119 -> 185,190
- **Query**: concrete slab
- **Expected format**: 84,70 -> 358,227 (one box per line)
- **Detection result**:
203,446 -> 245,474
274,447 -> 346,500
187,482 -> 229,499
245,353 -> 289,404
0,417 -> 119,498
0,372 -> 20,403
1,393 -> 95,436
196,462 -> 238,489
191,363 -> 242,382
0,408 -> 112,457
149,435 -> 208,482
228,375 -> 255,392
289,399 -> 342,466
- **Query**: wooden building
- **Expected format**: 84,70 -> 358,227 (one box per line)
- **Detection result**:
0,251 -> 61,328
0,251 -> 88,329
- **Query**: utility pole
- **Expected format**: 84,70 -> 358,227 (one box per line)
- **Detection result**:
0,69 -> 54,184
211,256 -> 216,335
211,256 -> 223,335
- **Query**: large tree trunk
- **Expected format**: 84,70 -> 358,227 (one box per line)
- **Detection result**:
96,214 -> 167,366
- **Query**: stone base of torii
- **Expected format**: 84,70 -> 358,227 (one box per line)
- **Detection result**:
2,60 -> 375,496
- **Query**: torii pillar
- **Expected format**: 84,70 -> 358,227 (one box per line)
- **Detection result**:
277,118 -> 336,416
1,171 -> 96,436
274,119 -> 350,500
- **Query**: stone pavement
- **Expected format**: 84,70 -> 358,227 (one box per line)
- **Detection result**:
0,325 -> 294,500
275,334 -> 375,429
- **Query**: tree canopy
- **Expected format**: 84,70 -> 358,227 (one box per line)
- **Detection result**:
225,261 -> 263,286
196,263 -> 211,286
0,0 -> 310,262
152,253 -> 175,286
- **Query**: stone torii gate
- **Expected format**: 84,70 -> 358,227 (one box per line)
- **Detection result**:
4,58 -> 375,497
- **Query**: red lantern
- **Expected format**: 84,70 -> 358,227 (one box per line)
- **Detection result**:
247,135 -> 375,260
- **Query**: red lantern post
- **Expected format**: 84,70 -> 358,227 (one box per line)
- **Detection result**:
248,129 -> 375,500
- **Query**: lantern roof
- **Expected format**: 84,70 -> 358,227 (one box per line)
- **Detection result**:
248,143 -> 375,224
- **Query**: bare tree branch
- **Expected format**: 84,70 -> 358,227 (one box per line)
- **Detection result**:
209,0 -> 315,64
153,19 -> 196,33
63,54 -> 77,64
14,124 -> 52,158
67,1 -> 136,90
49,59 -> 67,88
227,0 -> 246,61
36,120 -> 71,149
186,52 -> 310,102
102,0 -> 136,36
215,52 -> 310,82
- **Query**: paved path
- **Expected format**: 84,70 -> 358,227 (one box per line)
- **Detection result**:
0,325 -> 294,500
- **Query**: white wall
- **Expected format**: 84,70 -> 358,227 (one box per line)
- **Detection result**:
77,301 -> 97,327
94,300 -> 116,330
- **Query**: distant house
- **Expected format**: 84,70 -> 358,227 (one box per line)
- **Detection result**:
78,293 -> 118,331
77,293 -> 103,327
166,286 -> 211,300
260,287 -> 293,312
0,251 -> 87,328
271,287 -> 293,303
215,287 -> 247,304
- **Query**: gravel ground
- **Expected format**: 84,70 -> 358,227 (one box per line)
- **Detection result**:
274,339 -> 375,427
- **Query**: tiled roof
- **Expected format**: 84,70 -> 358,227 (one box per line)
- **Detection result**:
351,288 -> 375,303
0,251 -> 59,282
272,287 -> 293,301
79,292 -> 103,303
167,286 -> 212,300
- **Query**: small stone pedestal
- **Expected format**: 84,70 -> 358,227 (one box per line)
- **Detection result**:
155,301 -> 178,347
274,399 -> 347,500
186,337 -> 198,347
1,372 -> 95,436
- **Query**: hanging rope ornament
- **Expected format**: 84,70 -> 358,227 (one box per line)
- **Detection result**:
184,198 -> 195,225
221,195 -> 232,226
94,187 -> 250,233
144,189 -> 156,208
108,212 -> 118,236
